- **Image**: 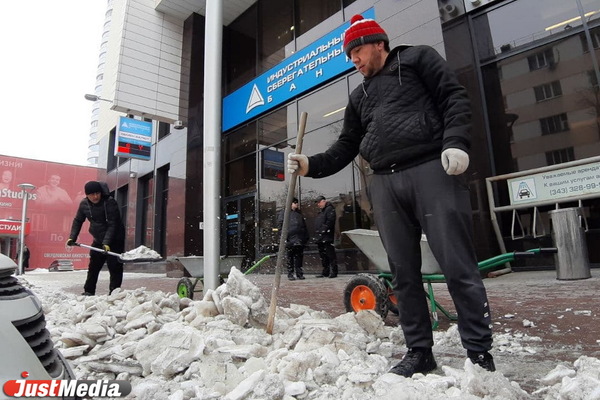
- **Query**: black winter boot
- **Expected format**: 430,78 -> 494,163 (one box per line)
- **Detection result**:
467,351 -> 496,372
389,347 -> 437,377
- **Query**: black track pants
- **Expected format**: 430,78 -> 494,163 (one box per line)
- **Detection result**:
370,159 -> 492,352
83,242 -> 124,294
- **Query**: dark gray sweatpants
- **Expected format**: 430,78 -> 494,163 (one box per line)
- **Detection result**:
370,159 -> 492,352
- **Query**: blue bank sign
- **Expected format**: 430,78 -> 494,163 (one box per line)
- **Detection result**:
116,116 -> 153,160
222,8 -> 375,132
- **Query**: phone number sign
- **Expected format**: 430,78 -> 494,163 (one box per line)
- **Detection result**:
508,162 -> 600,205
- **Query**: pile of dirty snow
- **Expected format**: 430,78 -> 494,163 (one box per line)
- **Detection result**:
20,268 -> 600,399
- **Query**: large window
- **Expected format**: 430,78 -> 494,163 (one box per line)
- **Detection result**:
546,147 -> 575,165
155,165 -> 169,256
224,123 -> 257,162
139,175 -> 154,248
224,5 -> 257,94
225,0 -> 347,93
476,1 -> 600,172
224,155 -> 257,197
295,0 -> 341,36
581,28 -> 600,52
474,0 -> 594,60
534,81 -> 562,102
258,0 -> 294,73
540,113 -> 569,135
256,78 -> 374,260
223,122 -> 257,198
157,121 -> 170,140
527,49 -> 555,71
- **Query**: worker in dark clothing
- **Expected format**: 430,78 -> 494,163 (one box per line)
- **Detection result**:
22,245 -> 30,270
278,198 -> 309,280
66,181 -> 125,296
288,15 -> 495,376
313,195 -> 338,278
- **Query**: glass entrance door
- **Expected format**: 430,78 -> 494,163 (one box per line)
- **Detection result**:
224,194 -> 256,267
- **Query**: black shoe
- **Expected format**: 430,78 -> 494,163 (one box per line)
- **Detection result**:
81,292 -> 94,296
328,274 -> 337,278
467,351 -> 496,372
389,348 -> 437,377
288,275 -> 296,281
297,275 -> 305,280
315,274 -> 327,278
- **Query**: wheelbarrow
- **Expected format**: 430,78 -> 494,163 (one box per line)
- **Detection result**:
342,229 -> 557,329
175,254 -> 271,299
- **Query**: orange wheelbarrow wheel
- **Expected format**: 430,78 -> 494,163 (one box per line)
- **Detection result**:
343,273 -> 388,319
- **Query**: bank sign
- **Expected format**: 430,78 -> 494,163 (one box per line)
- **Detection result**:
222,8 -> 375,132
116,117 -> 152,161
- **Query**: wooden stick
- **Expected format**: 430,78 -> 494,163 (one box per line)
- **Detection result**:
266,111 -> 308,334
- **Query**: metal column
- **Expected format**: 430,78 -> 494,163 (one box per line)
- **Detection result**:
203,1 -> 223,291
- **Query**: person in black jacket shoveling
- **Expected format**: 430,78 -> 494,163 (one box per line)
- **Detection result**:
66,181 -> 125,296
278,198 -> 309,280
288,15 -> 495,377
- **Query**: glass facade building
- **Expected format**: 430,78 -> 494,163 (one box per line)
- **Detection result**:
100,0 -> 600,272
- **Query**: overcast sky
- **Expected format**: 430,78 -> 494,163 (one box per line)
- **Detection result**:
0,1 -> 107,166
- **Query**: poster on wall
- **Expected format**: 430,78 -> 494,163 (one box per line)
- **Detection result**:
0,155 -> 100,270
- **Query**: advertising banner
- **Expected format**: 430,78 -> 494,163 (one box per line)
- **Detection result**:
0,155 -> 101,270
507,162 -> 600,205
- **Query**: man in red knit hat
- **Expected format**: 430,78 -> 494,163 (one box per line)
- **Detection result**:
288,14 -> 495,377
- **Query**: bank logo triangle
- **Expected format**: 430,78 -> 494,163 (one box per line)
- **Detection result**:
246,84 -> 265,114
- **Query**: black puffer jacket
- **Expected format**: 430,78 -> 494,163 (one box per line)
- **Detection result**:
69,195 -> 125,247
307,45 -> 471,177
278,208 -> 309,248
314,202 -> 336,243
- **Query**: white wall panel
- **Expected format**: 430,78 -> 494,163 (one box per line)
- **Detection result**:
156,101 -> 179,116
158,76 -> 180,92
112,0 -> 184,123
121,47 -> 161,66
123,29 -> 163,46
120,63 -> 160,80
120,74 -> 160,92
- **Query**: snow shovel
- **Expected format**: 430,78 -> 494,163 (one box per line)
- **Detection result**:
72,242 -> 164,263
266,111 -> 308,335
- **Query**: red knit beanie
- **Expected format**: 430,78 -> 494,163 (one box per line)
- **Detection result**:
343,14 -> 389,57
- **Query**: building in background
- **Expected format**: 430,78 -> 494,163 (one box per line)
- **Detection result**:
0,155 -> 100,270
85,1 -> 113,166
88,0 -> 600,272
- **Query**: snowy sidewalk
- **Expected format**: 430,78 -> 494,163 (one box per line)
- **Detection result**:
20,267 -> 600,395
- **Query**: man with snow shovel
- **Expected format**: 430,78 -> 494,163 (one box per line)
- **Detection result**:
66,181 -> 125,296
288,15 -> 495,377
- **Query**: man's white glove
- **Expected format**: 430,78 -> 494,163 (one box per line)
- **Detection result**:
287,153 -> 309,176
441,148 -> 469,175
